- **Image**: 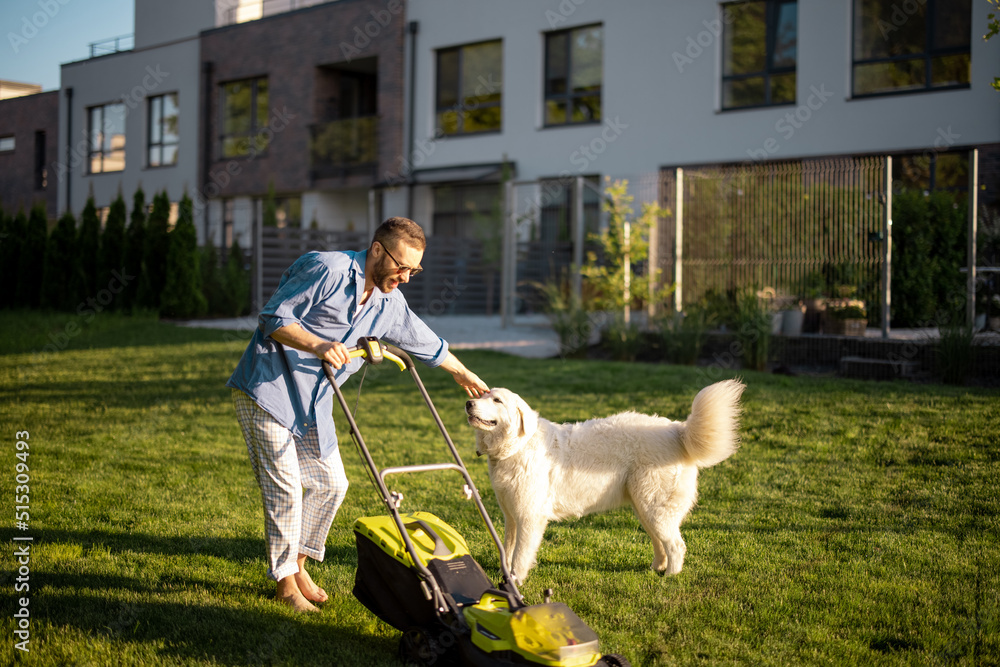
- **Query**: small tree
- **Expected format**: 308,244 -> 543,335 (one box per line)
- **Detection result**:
137,190 -> 171,311
160,193 -> 207,319
199,237 -> 227,316
581,179 -> 671,359
100,192 -> 127,309
16,203 -> 48,308
41,211 -> 79,311
7,211 -> 28,307
78,195 -> 102,299
123,187 -> 147,312
222,239 -> 251,316
0,206 -> 13,309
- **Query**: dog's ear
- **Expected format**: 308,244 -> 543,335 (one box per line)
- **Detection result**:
516,397 -> 538,439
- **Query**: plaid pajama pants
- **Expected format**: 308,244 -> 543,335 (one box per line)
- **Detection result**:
232,389 -> 349,582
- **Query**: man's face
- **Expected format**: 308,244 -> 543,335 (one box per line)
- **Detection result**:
372,241 -> 424,293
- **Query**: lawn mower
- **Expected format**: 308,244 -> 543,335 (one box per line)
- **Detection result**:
322,338 -> 630,667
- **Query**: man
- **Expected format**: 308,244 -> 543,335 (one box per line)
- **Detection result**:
228,217 -> 489,612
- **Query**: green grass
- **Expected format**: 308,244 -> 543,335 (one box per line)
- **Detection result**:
1,310 -> 998,666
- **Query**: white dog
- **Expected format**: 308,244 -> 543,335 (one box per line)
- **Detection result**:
465,380 -> 745,581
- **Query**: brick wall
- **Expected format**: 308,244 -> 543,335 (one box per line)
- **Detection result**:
0,90 -> 59,220
199,0 -> 406,200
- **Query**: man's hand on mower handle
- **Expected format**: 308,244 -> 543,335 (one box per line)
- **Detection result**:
313,341 -> 351,369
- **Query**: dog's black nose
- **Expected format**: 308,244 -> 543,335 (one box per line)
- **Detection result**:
466,400 -> 473,411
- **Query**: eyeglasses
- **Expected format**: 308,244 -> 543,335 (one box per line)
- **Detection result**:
378,242 -> 423,277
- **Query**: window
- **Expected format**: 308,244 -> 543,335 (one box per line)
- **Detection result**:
436,40 -> 503,135
722,1 -> 797,109
148,93 -> 179,167
432,183 -> 501,238
0,136 -> 13,152
221,77 -> 269,158
852,0 -> 971,96
544,24 -> 603,126
538,176 -> 600,242
34,131 -> 46,190
88,103 -> 126,173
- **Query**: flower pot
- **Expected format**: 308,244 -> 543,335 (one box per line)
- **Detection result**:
781,306 -> 806,336
771,312 -> 783,335
825,317 -> 867,336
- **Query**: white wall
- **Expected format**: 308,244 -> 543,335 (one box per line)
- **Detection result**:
406,0 -> 1000,183
302,188 -> 370,231
135,0 -> 215,49
58,38 -> 202,221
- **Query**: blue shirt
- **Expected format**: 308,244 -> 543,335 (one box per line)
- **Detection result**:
227,249 -> 449,458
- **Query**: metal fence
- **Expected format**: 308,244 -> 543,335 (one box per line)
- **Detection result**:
657,157 -> 890,323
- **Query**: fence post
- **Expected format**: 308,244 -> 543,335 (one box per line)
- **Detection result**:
573,176 -> 585,301
881,156 -> 892,339
254,204 -> 263,316
674,168 -> 684,313
968,148 -> 979,328
647,188 -> 659,321
501,180 -> 515,328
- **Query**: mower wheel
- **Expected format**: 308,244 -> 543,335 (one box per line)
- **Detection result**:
398,627 -> 439,666
600,654 -> 632,667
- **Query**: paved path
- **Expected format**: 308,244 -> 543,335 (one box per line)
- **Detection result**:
177,313 -> 562,358
177,314 -> 1000,356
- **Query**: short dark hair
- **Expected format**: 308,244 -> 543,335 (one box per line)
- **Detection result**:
372,217 -> 426,252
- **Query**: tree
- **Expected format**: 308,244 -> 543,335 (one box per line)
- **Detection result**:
100,192 -> 128,309
8,211 -> 28,306
137,190 -> 171,310
199,237 -> 226,316
123,187 -> 147,312
160,192 -> 207,319
14,204 -> 47,308
0,205 -> 13,309
222,240 -> 251,316
41,211 -> 79,311
78,196 -> 102,300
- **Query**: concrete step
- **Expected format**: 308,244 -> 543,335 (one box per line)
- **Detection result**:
839,356 -> 920,381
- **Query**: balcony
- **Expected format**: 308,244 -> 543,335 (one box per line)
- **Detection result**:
309,116 -> 378,182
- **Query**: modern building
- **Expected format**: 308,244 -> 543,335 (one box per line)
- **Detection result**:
403,0 -> 1000,238
58,0 -> 214,229
0,89 -> 59,219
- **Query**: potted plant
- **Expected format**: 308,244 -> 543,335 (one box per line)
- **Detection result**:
824,300 -> 867,336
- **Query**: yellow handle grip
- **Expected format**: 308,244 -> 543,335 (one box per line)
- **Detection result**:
348,343 -> 407,371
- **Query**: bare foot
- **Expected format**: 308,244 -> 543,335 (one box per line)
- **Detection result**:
275,590 -> 318,613
294,567 -> 329,603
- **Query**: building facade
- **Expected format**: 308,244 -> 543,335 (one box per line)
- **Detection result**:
0,90 -> 59,219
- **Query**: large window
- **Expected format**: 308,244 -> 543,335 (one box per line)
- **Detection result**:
148,93 -> 179,167
87,103 -> 126,173
432,183 -> 501,238
220,77 -> 269,158
0,136 -> 14,152
436,40 -> 503,135
852,0 -> 971,96
544,24 -> 603,126
34,131 -> 46,190
722,0 -> 797,110
538,176 -> 600,242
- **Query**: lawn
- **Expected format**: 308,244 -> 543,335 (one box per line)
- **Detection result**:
1,311 -> 998,666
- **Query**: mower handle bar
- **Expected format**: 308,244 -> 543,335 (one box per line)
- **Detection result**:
379,462 -> 466,484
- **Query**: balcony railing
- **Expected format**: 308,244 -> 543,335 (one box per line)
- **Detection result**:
309,116 -> 378,181
89,34 -> 134,58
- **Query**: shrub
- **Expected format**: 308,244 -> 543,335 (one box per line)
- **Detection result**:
78,196 -> 101,299
199,239 -> 227,317
658,307 -> 708,365
892,191 -> 967,327
733,288 -> 772,371
41,211 -> 79,311
222,240 -> 251,317
99,193 -> 128,309
137,191 -> 171,310
937,320 -> 975,385
123,188 -> 147,312
160,193 -> 207,319
535,275 -> 592,358
16,204 -> 48,308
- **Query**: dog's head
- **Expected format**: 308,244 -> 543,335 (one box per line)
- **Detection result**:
465,388 -> 539,459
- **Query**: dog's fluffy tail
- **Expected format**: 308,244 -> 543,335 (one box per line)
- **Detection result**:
680,379 -> 745,468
